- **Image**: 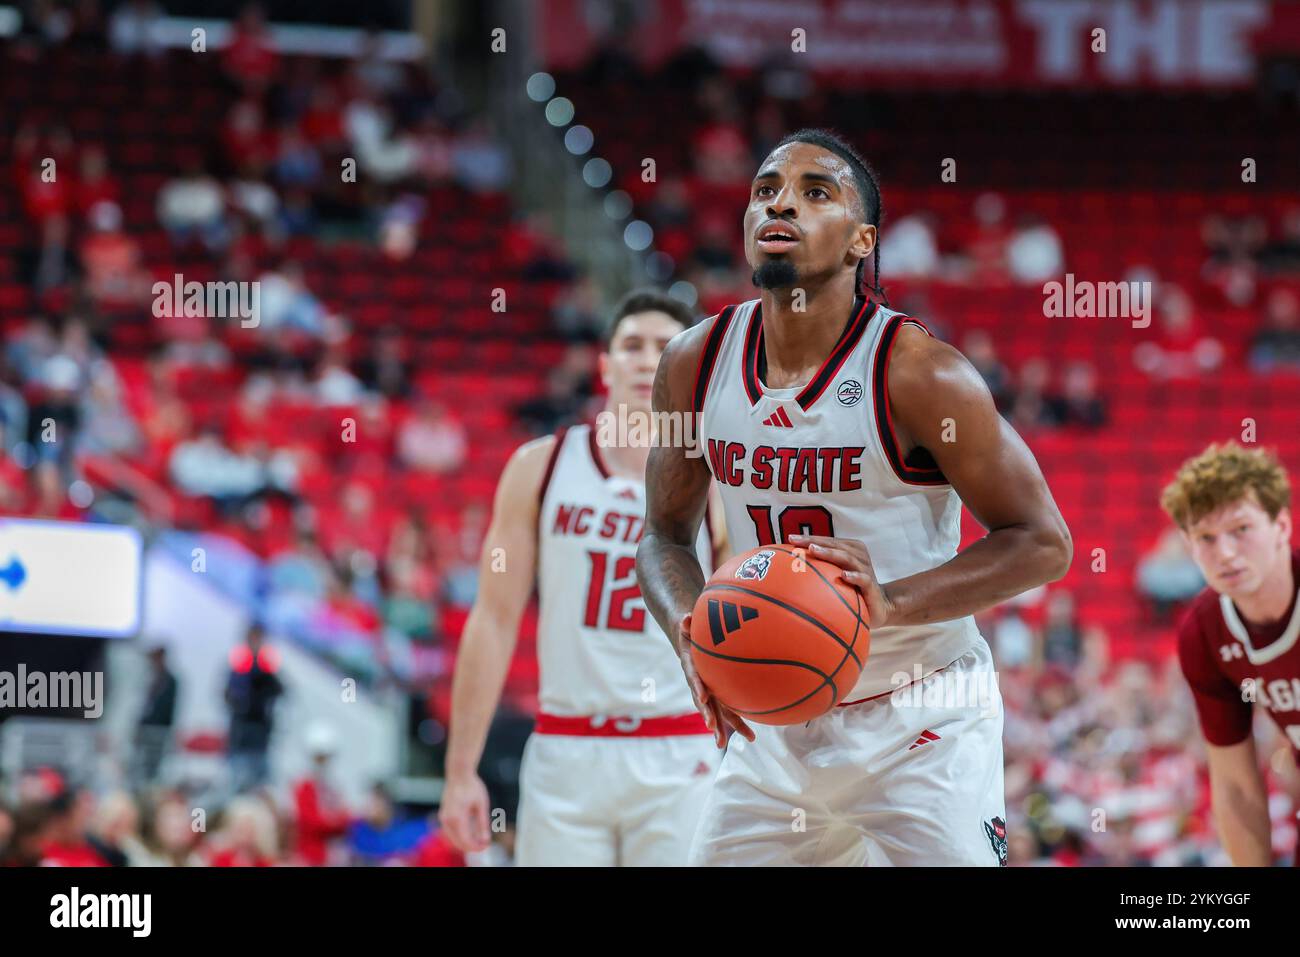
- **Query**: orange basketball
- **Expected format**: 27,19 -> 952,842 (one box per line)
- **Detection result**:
689,544 -> 869,726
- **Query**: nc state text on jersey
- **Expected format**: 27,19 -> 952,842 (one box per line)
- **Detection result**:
706,439 -> 865,493
551,504 -> 644,543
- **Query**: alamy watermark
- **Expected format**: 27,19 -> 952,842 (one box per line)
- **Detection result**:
890,664 -> 1001,719
0,664 -> 103,718
595,404 -> 702,457
1043,273 -> 1151,328
152,274 -> 259,327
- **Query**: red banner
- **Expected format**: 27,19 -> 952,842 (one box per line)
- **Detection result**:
539,0 -> 1293,89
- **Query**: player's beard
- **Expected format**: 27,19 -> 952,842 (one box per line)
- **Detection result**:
752,260 -> 799,289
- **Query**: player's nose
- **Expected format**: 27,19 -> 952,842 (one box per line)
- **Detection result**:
766,184 -> 798,217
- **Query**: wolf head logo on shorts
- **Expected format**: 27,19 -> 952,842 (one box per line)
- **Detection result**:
983,816 -> 1008,866
735,550 -> 774,581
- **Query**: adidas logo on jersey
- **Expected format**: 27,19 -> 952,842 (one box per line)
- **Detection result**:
761,406 -> 794,428
706,598 -> 758,645
908,729 -> 941,750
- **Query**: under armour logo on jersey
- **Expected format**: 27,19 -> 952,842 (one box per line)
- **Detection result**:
614,486 -> 638,501
1220,643 -> 1244,662
706,598 -> 758,645
761,406 -> 794,428
908,729 -> 941,750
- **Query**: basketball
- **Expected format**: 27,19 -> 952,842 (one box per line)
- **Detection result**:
688,545 -> 869,725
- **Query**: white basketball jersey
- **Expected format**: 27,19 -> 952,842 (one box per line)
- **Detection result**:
536,424 -> 712,717
695,296 -> 981,700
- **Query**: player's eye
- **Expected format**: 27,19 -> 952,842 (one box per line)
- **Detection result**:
755,184 -> 774,197
808,187 -> 828,199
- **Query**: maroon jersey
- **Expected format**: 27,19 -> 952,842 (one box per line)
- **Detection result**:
1177,548 -> 1300,765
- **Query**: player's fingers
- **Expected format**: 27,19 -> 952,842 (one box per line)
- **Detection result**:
468,797 -> 492,849
804,540 -> 865,572
440,806 -> 471,850
719,704 -> 757,741
787,533 -> 836,547
841,568 -> 877,587
707,699 -> 730,748
791,534 -> 872,563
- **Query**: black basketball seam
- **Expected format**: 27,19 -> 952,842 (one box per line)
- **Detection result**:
766,544 -> 870,636
684,633 -> 839,714
686,626 -> 841,716
772,543 -> 869,699
700,583 -> 862,670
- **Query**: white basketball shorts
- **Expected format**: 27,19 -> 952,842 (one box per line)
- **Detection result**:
516,721 -> 721,867
688,641 -> 1007,866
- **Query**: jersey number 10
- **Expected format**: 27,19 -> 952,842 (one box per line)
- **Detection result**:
746,504 -> 835,544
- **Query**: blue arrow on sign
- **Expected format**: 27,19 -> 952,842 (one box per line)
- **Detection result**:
0,556 -> 26,591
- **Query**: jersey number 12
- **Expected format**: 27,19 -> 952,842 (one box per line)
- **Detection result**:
582,550 -> 645,632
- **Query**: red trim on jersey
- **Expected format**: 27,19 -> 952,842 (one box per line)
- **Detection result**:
873,315 -> 948,487
742,302 -> 765,404
797,298 -> 876,410
741,298 -> 875,410
537,427 -> 568,508
534,711 -> 711,736
704,498 -> 720,571
586,424 -> 610,479
692,306 -> 737,413
837,662 -> 952,708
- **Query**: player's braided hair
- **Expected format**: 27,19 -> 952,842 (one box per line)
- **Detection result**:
773,128 -> 888,305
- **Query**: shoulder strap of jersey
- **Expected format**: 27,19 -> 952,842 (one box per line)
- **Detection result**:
692,305 -> 739,413
871,314 -> 948,487
537,426 -> 569,508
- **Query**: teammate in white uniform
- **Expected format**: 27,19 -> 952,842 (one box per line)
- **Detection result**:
638,129 -> 1073,866
440,290 -> 727,866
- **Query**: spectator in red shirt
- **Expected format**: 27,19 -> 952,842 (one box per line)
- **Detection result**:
73,145 -> 120,220
292,723 -> 351,866
40,789 -> 109,867
223,4 -> 279,92
412,826 -> 467,867
209,796 -> 277,867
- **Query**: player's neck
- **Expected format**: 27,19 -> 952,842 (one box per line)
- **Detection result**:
1233,550 -> 1296,625
594,417 -> 650,480
759,283 -> 858,387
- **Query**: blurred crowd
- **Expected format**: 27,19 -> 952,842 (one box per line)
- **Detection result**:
0,765 -> 487,868
5,6 -> 1300,868
983,593 -> 1298,866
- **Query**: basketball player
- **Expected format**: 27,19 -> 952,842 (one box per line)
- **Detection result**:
637,129 -> 1073,866
1160,442 -> 1300,865
439,290 -> 727,866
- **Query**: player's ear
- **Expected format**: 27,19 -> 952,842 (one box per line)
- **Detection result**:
598,350 -> 612,390
1276,506 -> 1292,543
849,223 -> 875,264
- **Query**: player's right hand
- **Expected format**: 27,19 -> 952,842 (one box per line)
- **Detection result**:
439,771 -> 493,853
679,613 -> 757,749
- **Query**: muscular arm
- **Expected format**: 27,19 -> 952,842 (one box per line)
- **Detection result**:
636,326 -> 714,649
1205,738 -> 1273,866
1175,610 -> 1270,865
444,436 -> 550,779
637,324 -> 754,746
866,326 -> 1072,626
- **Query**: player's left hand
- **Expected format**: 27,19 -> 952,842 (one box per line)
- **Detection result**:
787,534 -> 895,629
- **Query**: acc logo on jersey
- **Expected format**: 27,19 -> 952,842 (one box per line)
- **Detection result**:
837,379 -> 863,407
735,550 -> 775,581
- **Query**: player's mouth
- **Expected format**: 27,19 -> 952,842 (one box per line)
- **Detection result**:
756,221 -> 801,253
1218,568 -> 1246,585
